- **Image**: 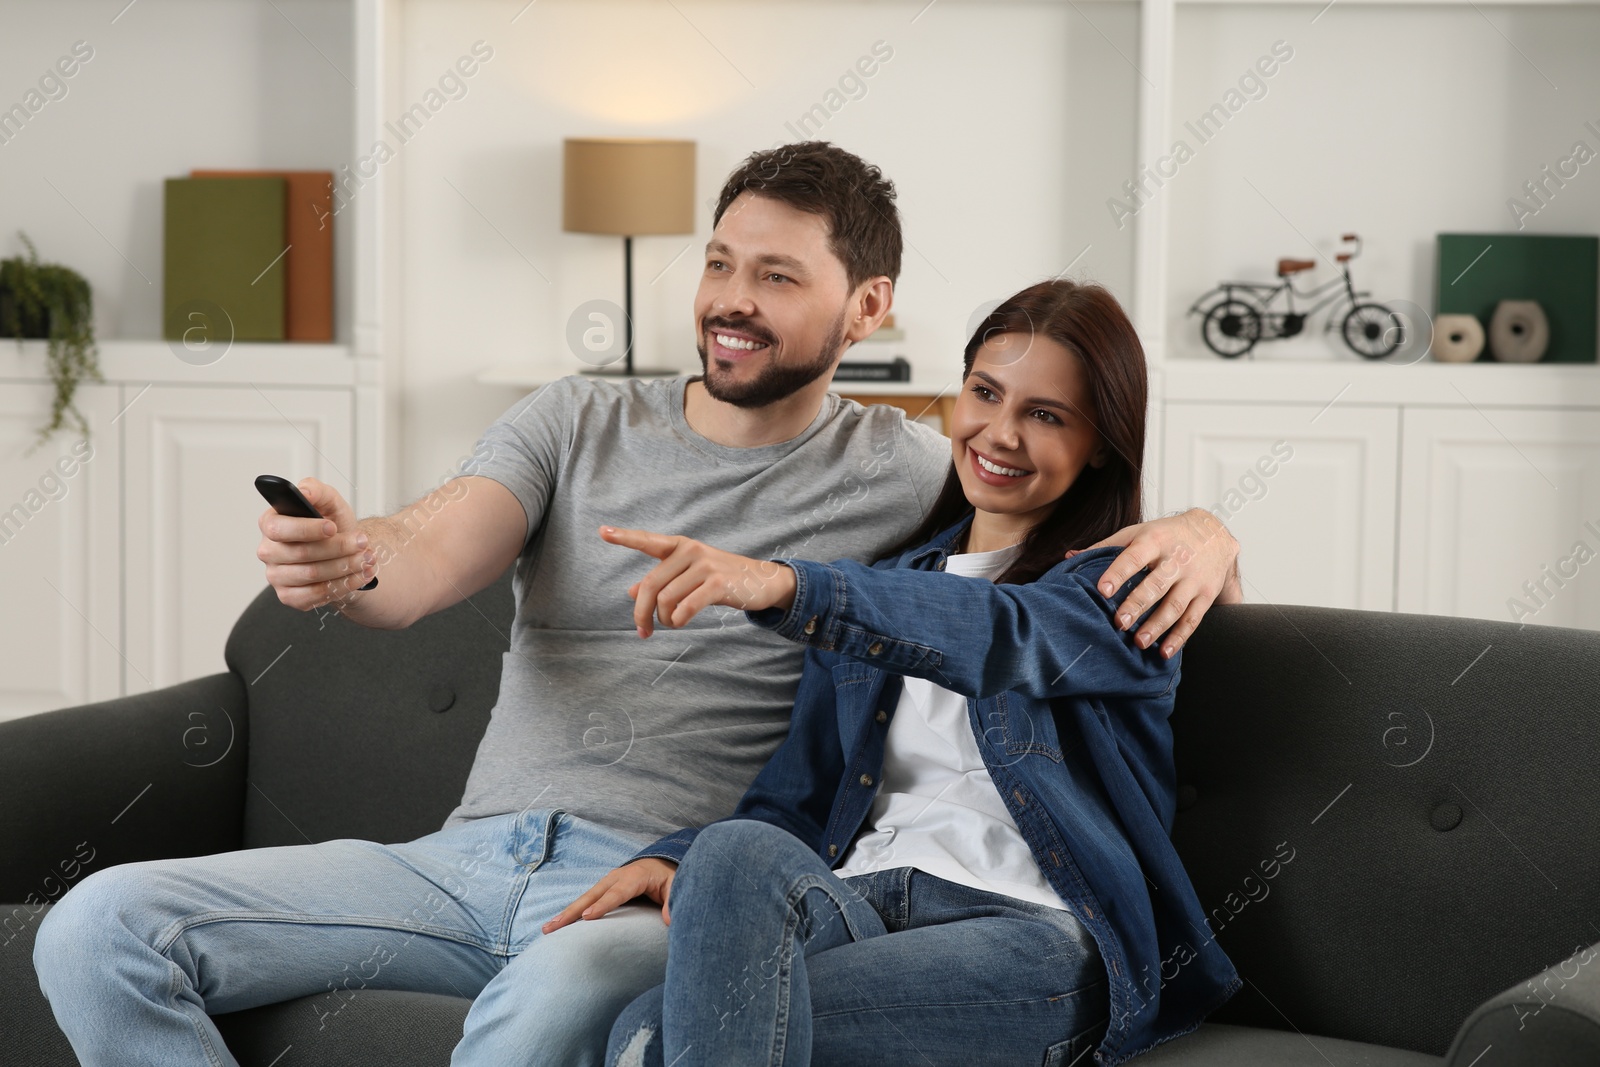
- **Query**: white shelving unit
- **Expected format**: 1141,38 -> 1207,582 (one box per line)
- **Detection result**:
1131,0 -> 1600,625
0,0 -> 389,719
1129,0 -> 1599,366
0,340 -> 375,720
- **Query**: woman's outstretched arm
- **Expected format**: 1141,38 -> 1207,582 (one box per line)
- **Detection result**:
750,546 -> 1175,702
598,525 -> 1174,703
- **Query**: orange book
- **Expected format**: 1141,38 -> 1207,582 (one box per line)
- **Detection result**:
191,169 -> 334,341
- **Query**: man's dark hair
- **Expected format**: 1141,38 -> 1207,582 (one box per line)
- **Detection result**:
712,142 -> 902,292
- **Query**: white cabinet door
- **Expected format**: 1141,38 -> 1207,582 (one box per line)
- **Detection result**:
1398,407 -> 1600,629
1163,402 -> 1399,611
123,386 -> 354,694
0,383 -> 121,720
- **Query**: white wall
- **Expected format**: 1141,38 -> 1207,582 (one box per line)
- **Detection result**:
0,0 -> 1152,510
392,0 -> 1141,503
22,3 -> 1592,508
0,0 -> 354,343
1162,2 -> 1600,360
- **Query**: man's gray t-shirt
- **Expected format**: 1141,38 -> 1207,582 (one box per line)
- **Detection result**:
448,375 -> 949,839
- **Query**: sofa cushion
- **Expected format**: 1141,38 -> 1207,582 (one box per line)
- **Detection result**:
215,990 -> 470,1067
1446,938 -> 1600,1065
1169,605 -> 1600,1055
1134,1023 -> 1442,1066
0,906 -> 77,1067
225,568 -> 515,849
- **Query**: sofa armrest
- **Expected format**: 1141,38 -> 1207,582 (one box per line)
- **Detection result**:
1446,940 -> 1600,1065
0,672 -> 249,903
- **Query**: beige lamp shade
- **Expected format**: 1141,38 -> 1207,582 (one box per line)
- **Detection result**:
563,138 -> 696,236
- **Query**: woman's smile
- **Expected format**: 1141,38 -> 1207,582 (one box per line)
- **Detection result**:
967,446 -> 1033,485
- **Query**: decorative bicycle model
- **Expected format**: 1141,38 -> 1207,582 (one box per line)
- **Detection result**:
1188,233 -> 1404,359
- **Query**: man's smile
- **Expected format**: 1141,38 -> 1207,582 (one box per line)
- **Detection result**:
706,324 -> 775,361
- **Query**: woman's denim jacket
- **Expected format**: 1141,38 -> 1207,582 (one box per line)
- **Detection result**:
632,515 -> 1241,1065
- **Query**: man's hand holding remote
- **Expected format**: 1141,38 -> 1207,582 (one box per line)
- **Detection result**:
256,477 -> 377,613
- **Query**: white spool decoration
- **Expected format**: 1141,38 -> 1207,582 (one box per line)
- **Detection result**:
1489,300 -> 1550,363
1432,314 -> 1485,363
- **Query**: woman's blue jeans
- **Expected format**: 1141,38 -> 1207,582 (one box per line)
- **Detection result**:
607,820 -> 1109,1067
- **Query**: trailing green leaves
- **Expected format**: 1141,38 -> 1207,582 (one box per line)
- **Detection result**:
0,231 -> 103,452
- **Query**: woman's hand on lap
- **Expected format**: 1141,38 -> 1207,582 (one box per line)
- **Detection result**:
542,858 -> 679,933
600,526 -> 798,637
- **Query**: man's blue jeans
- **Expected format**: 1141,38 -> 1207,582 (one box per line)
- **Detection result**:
32,808 -> 668,1067
607,820 -> 1109,1067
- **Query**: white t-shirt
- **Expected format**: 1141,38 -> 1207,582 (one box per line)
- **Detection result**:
836,542 -> 1069,911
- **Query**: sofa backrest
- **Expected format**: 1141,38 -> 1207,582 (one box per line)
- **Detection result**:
1170,603 -> 1600,1055
225,567 -> 515,849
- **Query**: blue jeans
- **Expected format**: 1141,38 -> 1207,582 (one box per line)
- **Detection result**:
32,808 -> 668,1067
607,821 -> 1109,1067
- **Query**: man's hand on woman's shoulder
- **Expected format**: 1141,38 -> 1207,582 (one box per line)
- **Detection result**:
1079,508 -> 1242,660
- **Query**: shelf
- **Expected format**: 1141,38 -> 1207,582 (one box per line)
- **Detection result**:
1173,0 -> 1598,5
475,365 -> 686,388
474,364 -> 959,399
1158,357 -> 1600,407
830,380 -> 956,397
0,340 -> 369,387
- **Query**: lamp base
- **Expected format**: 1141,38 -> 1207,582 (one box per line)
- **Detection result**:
581,366 -> 683,378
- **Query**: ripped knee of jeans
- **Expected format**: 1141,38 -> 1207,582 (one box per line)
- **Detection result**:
611,1021 -> 657,1067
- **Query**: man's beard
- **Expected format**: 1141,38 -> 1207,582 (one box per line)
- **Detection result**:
697,307 -> 847,409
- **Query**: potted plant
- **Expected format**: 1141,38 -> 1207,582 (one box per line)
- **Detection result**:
0,231 -> 103,452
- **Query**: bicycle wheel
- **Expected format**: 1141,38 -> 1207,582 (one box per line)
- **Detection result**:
1342,303 -> 1402,359
1202,300 -> 1261,358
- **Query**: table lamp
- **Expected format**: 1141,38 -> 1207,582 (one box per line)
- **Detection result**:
563,138 -> 696,376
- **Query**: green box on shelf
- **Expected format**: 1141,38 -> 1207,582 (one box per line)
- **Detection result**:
163,176 -> 287,342
1436,233 -> 1598,363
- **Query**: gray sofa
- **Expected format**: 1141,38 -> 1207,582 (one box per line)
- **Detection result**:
4,566 -> 1598,1065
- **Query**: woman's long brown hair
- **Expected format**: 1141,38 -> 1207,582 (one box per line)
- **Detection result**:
881,279 -> 1148,585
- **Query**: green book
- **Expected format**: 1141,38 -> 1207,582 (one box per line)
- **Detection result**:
163,176 -> 287,342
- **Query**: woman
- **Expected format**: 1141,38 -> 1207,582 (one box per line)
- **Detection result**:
545,280 -> 1240,1066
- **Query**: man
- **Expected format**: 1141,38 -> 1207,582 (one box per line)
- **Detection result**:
35,142 -> 1240,1066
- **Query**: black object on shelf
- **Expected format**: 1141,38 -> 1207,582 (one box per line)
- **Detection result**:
1187,233 -> 1403,360
834,356 -> 911,382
